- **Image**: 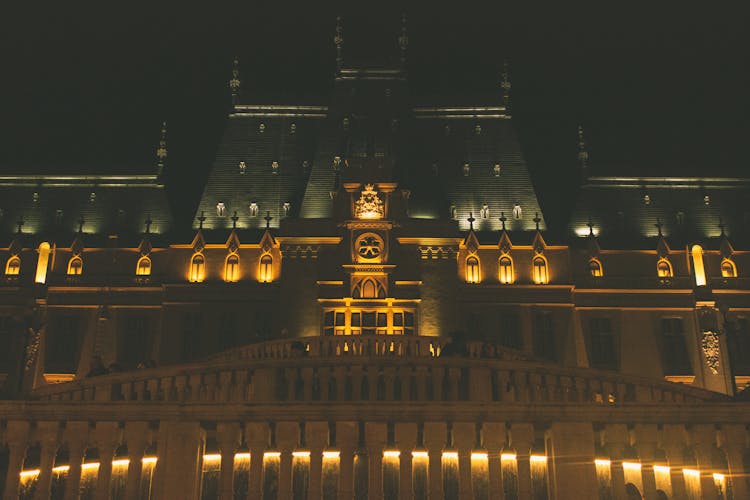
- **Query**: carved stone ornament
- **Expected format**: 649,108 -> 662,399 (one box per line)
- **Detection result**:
355,233 -> 384,262
701,330 -> 721,375
354,184 -> 385,220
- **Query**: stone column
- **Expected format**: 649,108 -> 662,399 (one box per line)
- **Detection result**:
306,421 -> 329,500
364,422 -> 386,500
395,423 -> 417,500
63,421 -> 89,500
662,425 -> 687,500
245,422 -> 269,500
453,422 -> 475,500
93,421 -> 120,500
605,423 -> 629,500
123,421 -> 149,500
33,421 -> 60,500
511,423 -> 534,500
336,422 -> 357,500
153,421 -> 203,500
720,424 -> 749,500
2,421 -> 30,500
276,422 -> 300,500
691,425 -> 719,500
424,422 -> 446,500
217,423 -> 241,500
548,422 -> 598,499
483,423 -> 505,500
634,424 -> 658,500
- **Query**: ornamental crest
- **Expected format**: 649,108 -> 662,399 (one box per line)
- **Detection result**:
701,331 -> 721,375
354,184 -> 385,220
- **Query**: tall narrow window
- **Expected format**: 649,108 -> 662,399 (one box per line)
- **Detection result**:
361,279 -> 377,298
259,254 -> 273,283
721,259 -> 737,278
659,318 -> 692,375
498,256 -> 514,284
533,312 -> 556,361
466,256 -> 480,284
589,318 -> 617,369
589,258 -> 603,277
136,256 -> 152,276
657,259 -> 673,278
690,244 -> 706,286
67,256 -> 83,275
225,254 -> 240,282
5,256 -> 20,276
35,242 -> 51,284
189,254 -> 205,282
532,256 -> 548,284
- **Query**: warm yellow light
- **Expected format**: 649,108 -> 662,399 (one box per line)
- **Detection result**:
691,244 -> 706,286
442,451 -> 458,460
712,473 -> 725,481
411,451 -> 428,459
19,469 -> 40,478
383,450 -> 400,458
532,256 -> 548,284
52,465 -> 70,473
471,452 -> 488,460
35,242 -> 51,283
264,452 -> 281,458
466,256 -> 480,284
653,465 -> 670,473
530,455 -> 548,463
594,459 -> 611,466
112,459 -> 130,467
136,256 -> 152,276
142,457 -> 158,465
189,253 -> 205,282
259,254 -> 273,283
622,462 -> 641,471
234,453 -> 251,461
501,453 -> 517,461
683,468 -> 700,478
203,454 -> 221,463
323,451 -> 340,459
81,462 -> 100,470
5,256 -> 21,275
292,451 -> 310,458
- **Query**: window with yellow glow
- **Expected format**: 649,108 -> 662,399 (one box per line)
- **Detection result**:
498,256 -> 514,284
466,256 -> 480,284
533,256 -> 548,284
323,308 -> 415,336
225,254 -> 240,282
259,254 -> 273,283
136,256 -> 152,276
589,258 -> 603,277
35,242 -> 51,284
5,256 -> 20,275
353,277 -> 386,299
189,253 -> 205,282
67,256 -> 83,275
657,259 -> 673,278
690,244 -> 706,286
721,258 -> 737,278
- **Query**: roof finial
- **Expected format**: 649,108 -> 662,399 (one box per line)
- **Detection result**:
156,121 -> 167,178
77,215 -> 85,234
398,14 -> 409,67
264,211 -> 273,229
467,212 -> 476,231
587,220 -> 594,237
16,216 -> 24,234
718,216 -> 726,237
197,211 -> 206,230
501,59 -> 512,112
499,211 -> 507,231
655,217 -> 663,237
577,125 -> 589,173
145,214 -> 153,234
231,210 -> 239,229
533,212 -> 541,231
334,16 -> 344,71
229,56 -> 241,108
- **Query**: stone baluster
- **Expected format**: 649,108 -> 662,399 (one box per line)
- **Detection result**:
33,421 -> 61,500
605,423 -> 629,500
549,422 -> 598,499
336,422 -> 357,500
483,423 -> 505,500
424,422 -> 447,500
719,424 -> 749,500
395,423 -> 417,500
307,422 -> 329,500
662,425 -> 688,500
453,422 -> 475,500
245,422 -> 269,500
216,423 -> 241,500
634,424 -> 658,500
276,422 -> 299,500
691,425 -> 719,500
63,421 -> 90,500
2,421 -> 30,500
511,423 -> 534,500
365,422 -> 387,499
123,421 -> 150,500
93,422 -> 120,500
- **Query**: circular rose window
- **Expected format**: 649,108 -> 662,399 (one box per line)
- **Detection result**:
355,233 -> 384,262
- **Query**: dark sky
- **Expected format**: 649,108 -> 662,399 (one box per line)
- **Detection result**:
2,5 -> 748,229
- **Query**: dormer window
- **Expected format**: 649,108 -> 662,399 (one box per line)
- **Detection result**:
283,202 -> 291,216
589,258 -> 603,277
657,259 -> 673,278
498,256 -> 514,284
216,203 -> 226,217
249,202 -> 258,217
493,163 -> 501,177
721,259 -> 737,278
89,192 -> 96,203
462,163 -> 470,177
466,256 -> 480,284
136,256 -> 152,276
5,256 -> 20,276
290,123 -> 297,134
691,245 -> 706,286
55,209 -> 64,224
258,123 -> 265,133
332,156 -> 342,170
271,161 -> 279,174
643,194 -> 651,206
533,256 -> 548,284
703,194 -> 710,206
474,124 -> 482,135
513,203 -> 522,220
480,204 -> 490,219
225,254 -> 240,282
33,192 -> 39,203
189,254 -> 205,282
259,254 -> 273,283
239,161 -> 246,174
302,160 -> 309,170
67,256 -> 83,276
675,211 -> 685,226
450,205 -> 457,220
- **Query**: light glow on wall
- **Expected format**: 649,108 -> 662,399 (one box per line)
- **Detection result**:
530,455 -> 548,463
383,450 -> 400,458
691,245 -> 706,286
292,451 -> 311,458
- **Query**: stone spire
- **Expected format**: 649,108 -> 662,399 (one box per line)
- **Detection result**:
334,16 -> 344,71
229,56 -> 241,108
398,14 -> 409,68
156,121 -> 168,179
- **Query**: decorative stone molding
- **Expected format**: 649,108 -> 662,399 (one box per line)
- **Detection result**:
419,246 -> 456,260
701,331 -> 721,375
354,184 -> 385,220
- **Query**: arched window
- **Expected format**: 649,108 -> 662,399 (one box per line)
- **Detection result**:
225,254 -> 240,282
136,256 -> 152,276
466,256 -> 480,284
533,256 -> 548,284
35,242 -> 51,284
690,244 -> 706,286
721,259 -> 737,278
657,259 -> 673,278
67,256 -> 83,275
5,256 -> 20,276
589,258 -> 603,277
361,278 -> 377,298
189,254 -> 205,282
259,254 -> 273,283
498,256 -> 514,284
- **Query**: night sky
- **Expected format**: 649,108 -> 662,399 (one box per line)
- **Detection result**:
2,5 -> 748,231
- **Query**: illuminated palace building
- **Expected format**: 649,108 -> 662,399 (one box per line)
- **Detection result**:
2,23 -> 750,500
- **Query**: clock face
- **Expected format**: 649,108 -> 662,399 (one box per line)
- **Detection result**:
355,233 -> 384,262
